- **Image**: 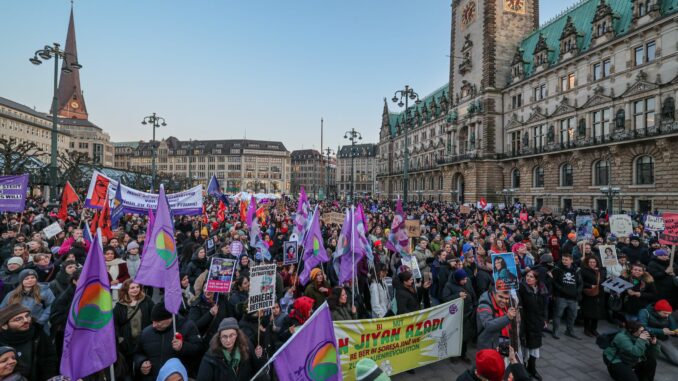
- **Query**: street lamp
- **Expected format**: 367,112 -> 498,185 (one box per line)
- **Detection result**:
392,85 -> 421,204
600,186 -> 621,213
29,42 -> 82,204
343,128 -> 362,203
141,113 -> 167,192
323,147 -> 335,200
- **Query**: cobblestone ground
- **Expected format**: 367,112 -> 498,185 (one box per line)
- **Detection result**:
393,322 -> 675,381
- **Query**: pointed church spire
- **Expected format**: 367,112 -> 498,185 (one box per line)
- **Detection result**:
57,5 -> 88,120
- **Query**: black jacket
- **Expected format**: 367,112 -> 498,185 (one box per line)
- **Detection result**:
0,325 -> 58,381
441,277 -> 477,341
647,257 -> 677,301
456,363 -> 530,381
580,266 -> 606,320
395,281 -> 419,314
518,282 -> 546,349
188,295 -> 237,347
186,255 -> 209,285
552,263 -> 581,300
196,345 -> 266,381
113,297 -> 155,356
133,317 -> 202,381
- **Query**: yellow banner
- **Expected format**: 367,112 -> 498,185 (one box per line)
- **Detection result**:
333,299 -> 464,379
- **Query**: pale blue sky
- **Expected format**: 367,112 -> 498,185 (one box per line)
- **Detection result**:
2,0 -> 578,151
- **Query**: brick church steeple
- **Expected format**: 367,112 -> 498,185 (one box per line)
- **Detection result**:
57,6 -> 88,120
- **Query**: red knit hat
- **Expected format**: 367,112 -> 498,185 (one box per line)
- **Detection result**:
475,349 -> 505,381
655,299 -> 673,313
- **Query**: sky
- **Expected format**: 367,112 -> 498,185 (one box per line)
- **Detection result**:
2,0 -> 578,152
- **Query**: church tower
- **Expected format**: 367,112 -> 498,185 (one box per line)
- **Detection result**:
56,6 -> 88,120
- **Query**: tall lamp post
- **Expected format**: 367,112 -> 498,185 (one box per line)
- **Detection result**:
29,43 -> 82,204
392,85 -> 421,204
600,186 -> 621,214
141,113 -> 167,193
323,147 -> 335,200
343,128 -> 362,203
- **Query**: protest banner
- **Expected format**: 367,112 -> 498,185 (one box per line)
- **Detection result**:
610,215 -> 633,237
405,220 -> 421,237
322,212 -> 345,226
283,241 -> 298,265
229,241 -> 243,257
576,215 -> 593,240
205,258 -> 237,293
459,205 -> 471,215
491,253 -> 519,291
248,264 -> 277,312
0,174 -> 29,212
42,222 -> 63,239
601,277 -> 634,294
645,215 -> 665,232
599,245 -> 619,269
659,212 -> 678,245
84,170 -> 203,215
333,298 -> 463,379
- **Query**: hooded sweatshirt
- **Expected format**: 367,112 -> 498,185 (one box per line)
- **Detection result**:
156,358 -> 188,381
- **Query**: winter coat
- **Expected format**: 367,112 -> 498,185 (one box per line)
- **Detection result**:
113,296 -> 154,356
106,258 -> 130,284
0,324 -> 58,381
186,255 -> 209,285
580,266 -> 606,320
189,296 -> 237,347
412,246 -> 432,274
623,245 -> 650,265
196,345 -> 265,381
0,284 -> 55,328
621,272 -> 656,315
369,280 -> 390,318
603,330 -> 660,365
48,266 -> 72,297
303,281 -> 330,310
394,281 -> 419,315
331,304 -> 356,321
0,265 -> 22,291
436,264 -> 452,297
441,277 -> 477,342
476,291 -> 511,350
132,317 -> 202,381
638,305 -> 678,340
474,267 -> 494,296
518,282 -> 546,349
456,363 -> 530,381
647,257 -> 677,301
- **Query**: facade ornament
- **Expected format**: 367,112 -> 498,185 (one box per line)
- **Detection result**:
547,125 -> 555,142
615,108 -> 626,130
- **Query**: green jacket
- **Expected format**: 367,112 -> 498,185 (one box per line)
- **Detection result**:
304,281 -> 330,310
603,331 -> 660,365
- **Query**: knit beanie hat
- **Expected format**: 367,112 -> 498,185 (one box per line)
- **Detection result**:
355,358 -> 390,381
454,269 -> 468,282
7,257 -> 23,267
0,347 -> 15,358
310,268 -> 322,281
655,299 -> 673,313
18,269 -> 37,283
539,254 -> 554,264
462,243 -> 473,254
218,317 -> 239,332
475,349 -> 505,381
0,304 -> 30,326
151,302 -> 172,321
126,241 -> 140,251
653,249 -> 668,257
567,232 -> 576,240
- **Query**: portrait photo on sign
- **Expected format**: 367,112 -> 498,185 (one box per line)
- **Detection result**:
283,241 -> 298,265
599,245 -> 619,269
491,253 -> 519,291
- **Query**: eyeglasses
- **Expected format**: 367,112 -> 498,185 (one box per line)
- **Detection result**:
220,333 -> 238,340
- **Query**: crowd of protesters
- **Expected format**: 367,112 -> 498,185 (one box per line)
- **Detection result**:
0,194 -> 675,381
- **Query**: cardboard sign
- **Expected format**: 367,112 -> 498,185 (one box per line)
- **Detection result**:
205,238 -> 215,255
42,222 -> 63,239
599,245 -> 619,269
322,212 -> 345,226
404,255 -> 422,279
460,205 -> 471,215
659,212 -> 678,245
610,215 -> 633,237
205,258 -> 237,293
405,220 -> 421,237
283,241 -> 298,265
645,215 -> 665,232
248,264 -> 277,312
229,241 -> 243,257
576,215 -> 593,240
492,253 -> 519,291
601,277 -> 634,294
540,206 -> 553,215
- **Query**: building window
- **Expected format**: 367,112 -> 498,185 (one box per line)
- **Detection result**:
562,198 -> 573,211
510,131 -> 521,155
593,59 -> 611,80
638,199 -> 652,214
560,163 -> 573,187
534,197 -> 544,210
635,155 -> 654,185
593,160 -> 610,186
512,94 -> 522,109
592,108 -> 611,138
533,125 -> 545,150
561,73 -> 575,91
533,167 -> 544,188
633,98 -> 655,131
559,117 -> 575,145
635,41 -> 656,65
512,169 -> 521,188
534,84 -> 546,101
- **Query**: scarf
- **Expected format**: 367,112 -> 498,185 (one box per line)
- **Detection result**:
106,258 -> 126,280
222,347 -> 241,373
0,325 -> 35,347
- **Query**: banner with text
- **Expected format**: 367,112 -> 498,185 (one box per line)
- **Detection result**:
0,174 -> 29,212
333,298 -> 463,380
205,258 -> 237,293
248,264 -> 277,312
659,212 -> 678,245
645,215 -> 665,232
610,215 -> 633,237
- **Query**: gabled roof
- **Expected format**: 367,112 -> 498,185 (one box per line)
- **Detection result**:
385,83 -> 449,137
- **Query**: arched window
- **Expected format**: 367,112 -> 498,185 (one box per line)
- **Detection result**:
593,160 -> 610,186
511,169 -> 521,188
635,155 -> 654,185
533,167 -> 545,187
560,163 -> 573,187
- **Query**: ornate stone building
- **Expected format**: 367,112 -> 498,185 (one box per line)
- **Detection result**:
377,0 -> 678,212
290,149 -> 336,199
337,143 -> 378,200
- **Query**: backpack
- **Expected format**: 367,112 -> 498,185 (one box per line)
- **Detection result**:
596,331 -> 619,350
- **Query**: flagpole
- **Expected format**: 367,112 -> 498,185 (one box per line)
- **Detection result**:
109,364 -> 115,381
351,204 -> 356,308
172,314 -> 177,336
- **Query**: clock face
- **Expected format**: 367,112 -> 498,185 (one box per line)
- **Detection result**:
505,0 -> 526,13
70,101 -> 79,109
461,1 -> 476,27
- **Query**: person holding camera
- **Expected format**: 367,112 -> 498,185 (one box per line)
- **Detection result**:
638,299 -> 678,366
456,346 -> 530,381
603,320 -> 659,381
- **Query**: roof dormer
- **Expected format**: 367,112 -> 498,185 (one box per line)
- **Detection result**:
591,0 -> 615,46
511,47 -> 526,82
532,33 -> 551,72
559,16 -> 580,60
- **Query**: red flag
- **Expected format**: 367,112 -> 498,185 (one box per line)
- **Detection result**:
479,197 -> 487,209
91,197 -> 113,240
202,204 -> 208,225
239,200 -> 247,222
57,182 -> 79,221
217,201 -> 226,223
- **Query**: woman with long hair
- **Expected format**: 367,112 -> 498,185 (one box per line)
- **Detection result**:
581,256 -> 606,337
113,280 -> 154,367
327,287 -> 357,321
196,318 -> 265,381
369,264 -> 391,318
621,263 -> 657,322
0,269 -> 54,328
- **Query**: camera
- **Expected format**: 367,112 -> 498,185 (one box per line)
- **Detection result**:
497,342 -> 510,357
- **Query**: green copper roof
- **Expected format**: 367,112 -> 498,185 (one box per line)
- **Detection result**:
387,83 -> 449,137
518,0 -> 677,77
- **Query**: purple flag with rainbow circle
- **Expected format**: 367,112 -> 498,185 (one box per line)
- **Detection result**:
134,184 -> 182,314
299,206 -> 329,286
60,229 -> 116,380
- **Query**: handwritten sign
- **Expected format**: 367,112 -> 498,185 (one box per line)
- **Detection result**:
42,222 -> 63,239
540,206 -> 553,215
610,215 -> 633,237
659,212 -> 678,245
405,220 -> 421,237
322,212 -> 345,226
645,215 -> 665,232
460,205 -> 471,215
601,277 -> 634,294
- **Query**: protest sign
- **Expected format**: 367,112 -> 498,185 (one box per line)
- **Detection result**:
491,253 -> 519,291
0,174 -> 29,212
599,245 -> 619,269
645,215 -> 665,232
205,258 -> 237,293
460,205 -> 471,214
610,215 -> 633,237
540,206 -> 553,215
322,212 -> 345,226
42,222 -> 63,239
333,298 -> 463,379
405,220 -> 421,237
283,241 -> 298,265
601,277 -> 634,294
204,238 -> 215,255
229,241 -> 243,257
248,264 -> 277,312
659,212 -> 678,245
576,215 -> 593,240
403,255 -> 422,279
519,212 -> 528,222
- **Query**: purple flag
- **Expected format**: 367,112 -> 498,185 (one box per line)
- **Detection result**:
60,229 -> 117,379
0,174 -> 29,212
385,199 -> 410,255
246,195 -> 257,227
291,186 -> 310,242
143,208 -> 155,250
333,209 -> 352,260
134,185 -> 182,314
299,206 -> 329,286
272,303 -> 342,381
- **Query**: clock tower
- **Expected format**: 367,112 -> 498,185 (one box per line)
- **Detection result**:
56,7 -> 88,120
